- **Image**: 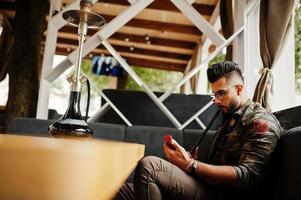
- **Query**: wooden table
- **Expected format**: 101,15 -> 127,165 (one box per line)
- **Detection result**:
0,134 -> 145,200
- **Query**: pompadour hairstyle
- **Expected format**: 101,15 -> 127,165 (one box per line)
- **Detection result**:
207,61 -> 243,83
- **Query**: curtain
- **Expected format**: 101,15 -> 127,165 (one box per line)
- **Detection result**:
252,0 -> 294,110
220,0 -> 234,61
0,14 -> 14,82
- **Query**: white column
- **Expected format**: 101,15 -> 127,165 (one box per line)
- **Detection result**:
244,0 -> 261,98
196,40 -> 210,94
233,0 -> 247,76
36,0 -> 60,119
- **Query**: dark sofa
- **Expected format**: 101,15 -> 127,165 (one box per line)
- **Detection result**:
6,117 -> 301,200
4,89 -> 301,200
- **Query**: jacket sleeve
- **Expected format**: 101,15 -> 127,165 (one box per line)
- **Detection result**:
233,112 -> 282,189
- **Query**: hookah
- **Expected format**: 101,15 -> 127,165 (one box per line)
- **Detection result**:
48,0 -> 105,138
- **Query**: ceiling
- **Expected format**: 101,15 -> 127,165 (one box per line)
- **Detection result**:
0,0 -> 219,72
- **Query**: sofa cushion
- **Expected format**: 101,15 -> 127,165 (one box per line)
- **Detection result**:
273,105 -> 301,130
269,126 -> 301,200
88,122 -> 125,141
7,118 -> 125,142
48,109 -> 62,120
7,117 -> 53,136
125,125 -> 183,159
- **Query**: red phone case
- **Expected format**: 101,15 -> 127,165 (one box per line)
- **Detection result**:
164,134 -> 173,144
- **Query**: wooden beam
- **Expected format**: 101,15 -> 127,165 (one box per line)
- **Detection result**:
100,14 -> 202,35
54,41 -> 188,64
0,2 -> 209,35
0,2 -> 203,35
96,0 -> 215,16
127,57 -> 186,72
55,32 -> 194,55
55,47 -> 185,72
0,1 -> 209,36
111,32 -> 196,49
107,39 -> 194,55
53,36 -> 191,61
106,45 -> 191,61
118,26 -> 201,42
60,26 -> 196,49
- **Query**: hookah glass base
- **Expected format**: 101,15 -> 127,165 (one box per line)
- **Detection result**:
49,118 -> 92,138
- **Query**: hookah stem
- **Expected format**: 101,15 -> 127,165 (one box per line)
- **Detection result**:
75,22 -> 87,85
86,79 -> 90,121
76,20 -> 90,121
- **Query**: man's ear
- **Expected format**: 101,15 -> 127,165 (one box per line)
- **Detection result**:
236,84 -> 243,96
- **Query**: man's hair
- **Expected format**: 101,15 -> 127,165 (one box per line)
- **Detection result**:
207,61 -> 244,83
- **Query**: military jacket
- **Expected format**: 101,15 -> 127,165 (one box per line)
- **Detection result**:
207,99 -> 283,189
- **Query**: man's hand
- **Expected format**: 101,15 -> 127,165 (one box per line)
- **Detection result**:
163,138 -> 192,171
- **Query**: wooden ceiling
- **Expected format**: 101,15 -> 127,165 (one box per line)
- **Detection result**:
0,0 -> 219,72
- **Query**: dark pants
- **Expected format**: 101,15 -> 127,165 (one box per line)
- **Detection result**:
114,156 -> 215,200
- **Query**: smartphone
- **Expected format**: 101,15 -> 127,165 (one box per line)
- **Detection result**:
164,134 -> 177,149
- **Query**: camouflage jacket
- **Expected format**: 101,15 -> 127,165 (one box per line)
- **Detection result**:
207,99 -> 283,189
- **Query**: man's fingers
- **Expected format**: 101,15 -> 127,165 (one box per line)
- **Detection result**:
169,138 -> 182,150
191,146 -> 199,159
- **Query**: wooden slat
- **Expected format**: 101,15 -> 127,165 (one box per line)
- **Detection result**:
53,36 -> 191,61
108,39 -> 194,55
60,26 -> 196,49
99,14 -> 202,35
111,32 -> 196,49
95,0 -> 215,15
118,26 -> 201,42
54,41 -> 188,64
0,1 -> 205,35
55,46 -> 186,72
126,57 -> 186,71
56,32 -> 194,55
195,0 -> 218,6
118,51 -> 188,65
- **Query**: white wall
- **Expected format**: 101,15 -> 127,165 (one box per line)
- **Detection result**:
0,75 -> 8,106
271,18 -> 296,111
244,0 -> 261,99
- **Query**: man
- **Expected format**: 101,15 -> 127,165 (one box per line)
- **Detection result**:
115,61 -> 283,200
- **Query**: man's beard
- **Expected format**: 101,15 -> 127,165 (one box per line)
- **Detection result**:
220,103 -> 238,121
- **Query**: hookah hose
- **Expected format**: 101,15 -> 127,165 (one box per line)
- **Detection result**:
189,109 -> 221,154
